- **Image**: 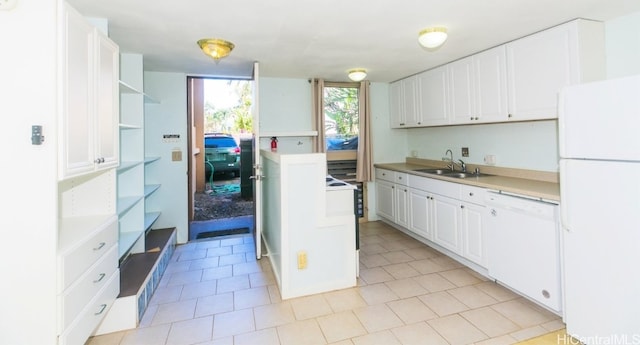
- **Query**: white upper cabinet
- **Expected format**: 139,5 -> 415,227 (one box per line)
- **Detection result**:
506,19 -> 604,121
59,4 -> 119,180
390,19 -> 604,128
389,76 -> 418,128
416,66 -> 449,126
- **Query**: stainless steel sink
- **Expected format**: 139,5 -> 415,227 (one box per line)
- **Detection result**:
443,171 -> 492,179
413,168 -> 451,175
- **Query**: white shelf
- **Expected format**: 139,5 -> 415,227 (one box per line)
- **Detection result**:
118,230 -> 144,258
144,156 -> 161,164
259,130 -> 318,138
119,123 -> 142,130
119,80 -> 159,104
118,160 -> 144,172
117,196 -> 143,216
144,212 -> 161,231
144,184 -> 161,198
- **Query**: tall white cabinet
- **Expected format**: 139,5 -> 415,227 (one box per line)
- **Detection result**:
57,3 -> 121,344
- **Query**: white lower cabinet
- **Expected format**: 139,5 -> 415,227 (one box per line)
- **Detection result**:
408,188 -> 432,240
432,194 -> 463,255
377,169 -> 487,268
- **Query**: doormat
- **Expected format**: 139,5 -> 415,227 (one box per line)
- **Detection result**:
196,227 -> 250,239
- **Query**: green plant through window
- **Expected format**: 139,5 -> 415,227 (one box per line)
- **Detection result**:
324,85 -> 359,151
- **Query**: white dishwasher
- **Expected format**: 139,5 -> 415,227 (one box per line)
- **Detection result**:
484,191 -> 562,313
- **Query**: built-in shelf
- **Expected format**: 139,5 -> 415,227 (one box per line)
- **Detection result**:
144,156 -> 161,164
144,212 -> 161,231
118,230 -> 144,259
259,130 -> 318,138
144,184 -> 161,198
118,160 -> 144,172
117,196 -> 143,216
119,123 -> 142,130
118,80 -> 159,104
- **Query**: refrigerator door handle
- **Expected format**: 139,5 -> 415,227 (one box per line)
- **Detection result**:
559,159 -> 571,233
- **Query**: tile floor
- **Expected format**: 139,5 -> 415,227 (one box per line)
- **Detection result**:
86,221 -> 565,345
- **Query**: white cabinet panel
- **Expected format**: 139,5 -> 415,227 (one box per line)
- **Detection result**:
375,179 -> 395,221
408,188 -> 432,240
461,201 -> 485,266
432,194 -> 462,255
417,66 -> 449,126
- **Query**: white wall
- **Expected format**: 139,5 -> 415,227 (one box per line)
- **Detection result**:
144,72 -> 190,244
606,11 -> 640,78
406,120 -> 559,171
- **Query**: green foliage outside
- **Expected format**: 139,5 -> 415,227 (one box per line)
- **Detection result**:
324,86 -> 359,138
204,80 -> 253,134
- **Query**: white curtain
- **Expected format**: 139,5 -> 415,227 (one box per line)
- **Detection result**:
311,78 -> 325,153
356,81 -> 373,182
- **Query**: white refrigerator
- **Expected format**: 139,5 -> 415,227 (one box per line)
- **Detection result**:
559,74 -> 640,343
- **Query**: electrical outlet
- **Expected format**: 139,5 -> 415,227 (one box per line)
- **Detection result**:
297,251 -> 307,269
0,0 -> 18,10
461,147 -> 469,157
171,150 -> 182,161
484,154 -> 497,165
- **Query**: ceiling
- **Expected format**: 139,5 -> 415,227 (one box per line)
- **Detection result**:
67,0 -> 640,83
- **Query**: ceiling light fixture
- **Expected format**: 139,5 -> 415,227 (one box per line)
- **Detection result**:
418,27 -> 448,49
197,38 -> 235,61
348,69 -> 367,82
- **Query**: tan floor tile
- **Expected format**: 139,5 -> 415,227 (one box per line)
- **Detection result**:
403,246 -> 441,260
357,283 -> 399,305
195,292 -> 234,317
212,309 -> 255,339
232,260 -> 262,276
407,258 -> 446,275
418,291 -> 469,316
324,288 -> 368,312
254,301 -> 296,329
461,306 -> 520,337
277,319 -> 327,345
428,314 -> 488,345
509,325 -> 550,341
360,243 -> 387,255
151,298 -> 197,325
85,331 -> 125,345
180,280 -> 217,300
268,284 -> 282,303
353,304 -> 403,333
202,265 -> 233,281
359,253 -> 391,268
413,273 -> 456,292
359,234 -> 384,245
189,257 -> 220,270
448,285 -> 499,308
177,248 -> 208,261
475,281 -> 520,302
359,267 -> 395,284
234,328 -> 280,345
289,294 -> 333,320
119,324 -> 170,345
386,297 -> 437,323
379,239 -> 411,251
218,253 -> 247,266
248,270 -> 276,288
166,270 -> 203,286
317,311 -> 367,343
439,267 -> 482,287
165,316 -> 213,345
491,298 -> 558,328
475,334 -> 519,345
232,242 -> 254,254
382,262 -> 421,279
430,255 -> 464,270
541,319 -> 566,332
220,236 -> 245,246
380,251 -> 415,264
195,238 -> 221,249
216,274 -> 250,294
148,284 -> 183,305
234,286 -> 271,310
384,278 -> 428,298
206,246 -> 233,257
351,329 -> 402,345
390,322 -> 449,345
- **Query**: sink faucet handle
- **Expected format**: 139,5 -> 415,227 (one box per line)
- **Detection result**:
458,159 -> 466,172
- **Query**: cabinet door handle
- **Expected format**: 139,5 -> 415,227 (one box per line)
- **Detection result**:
94,304 -> 107,316
93,273 -> 106,283
93,242 -> 106,251
460,205 -> 465,209
469,192 -> 474,196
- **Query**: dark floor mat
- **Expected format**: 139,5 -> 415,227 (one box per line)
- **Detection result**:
196,227 -> 250,239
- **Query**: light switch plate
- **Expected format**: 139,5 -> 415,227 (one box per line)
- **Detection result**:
461,147 -> 469,157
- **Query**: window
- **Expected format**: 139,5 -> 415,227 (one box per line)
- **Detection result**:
324,84 -> 359,151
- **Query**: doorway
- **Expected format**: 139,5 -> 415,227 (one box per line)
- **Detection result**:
187,77 -> 255,241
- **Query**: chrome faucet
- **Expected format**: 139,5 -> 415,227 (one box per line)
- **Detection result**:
443,149 -> 467,172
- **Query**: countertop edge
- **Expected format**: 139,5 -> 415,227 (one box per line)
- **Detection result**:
375,162 -> 560,202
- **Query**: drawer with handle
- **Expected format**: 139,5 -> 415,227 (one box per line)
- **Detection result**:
59,216 -> 117,291
59,245 -> 118,331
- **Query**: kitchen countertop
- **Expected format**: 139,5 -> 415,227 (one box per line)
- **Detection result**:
375,161 -> 560,202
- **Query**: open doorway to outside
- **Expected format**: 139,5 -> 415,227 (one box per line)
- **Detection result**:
188,78 -> 255,240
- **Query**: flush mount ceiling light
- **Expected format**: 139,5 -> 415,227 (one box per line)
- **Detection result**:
418,26 -> 448,49
348,69 -> 367,82
197,38 -> 235,61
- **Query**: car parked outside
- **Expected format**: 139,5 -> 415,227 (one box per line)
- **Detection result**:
204,133 -> 241,178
